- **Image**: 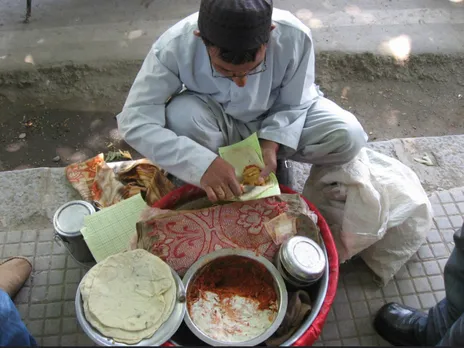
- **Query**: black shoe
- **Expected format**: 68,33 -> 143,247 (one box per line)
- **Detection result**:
374,303 -> 427,346
454,222 -> 464,250
276,160 -> 293,188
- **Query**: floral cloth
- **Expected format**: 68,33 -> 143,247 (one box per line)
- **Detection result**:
65,154 -> 105,202
136,197 -> 289,275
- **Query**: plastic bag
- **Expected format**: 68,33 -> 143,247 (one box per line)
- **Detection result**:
303,148 -> 433,284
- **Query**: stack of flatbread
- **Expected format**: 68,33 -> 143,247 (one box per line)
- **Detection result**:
80,249 -> 176,344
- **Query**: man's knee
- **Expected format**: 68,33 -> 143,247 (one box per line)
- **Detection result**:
334,117 -> 367,163
165,92 -> 225,152
295,97 -> 368,165
165,93 -> 205,137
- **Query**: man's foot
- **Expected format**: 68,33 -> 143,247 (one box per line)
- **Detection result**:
0,257 -> 32,298
374,302 -> 427,346
276,160 -> 293,188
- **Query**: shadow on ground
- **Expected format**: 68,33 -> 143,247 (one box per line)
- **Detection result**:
0,53 -> 463,171
0,108 -> 138,170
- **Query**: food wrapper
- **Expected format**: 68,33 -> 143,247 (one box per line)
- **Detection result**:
264,194 -> 321,245
65,155 -> 174,207
65,153 -> 105,202
218,133 -> 281,201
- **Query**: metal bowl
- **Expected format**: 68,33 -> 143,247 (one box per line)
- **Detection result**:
182,248 -> 288,346
75,267 -> 186,346
276,236 -> 326,288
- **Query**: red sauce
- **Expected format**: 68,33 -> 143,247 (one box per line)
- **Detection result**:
187,255 -> 277,311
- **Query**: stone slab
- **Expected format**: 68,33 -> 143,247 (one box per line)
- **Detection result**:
0,168 -> 80,231
290,135 -> 464,194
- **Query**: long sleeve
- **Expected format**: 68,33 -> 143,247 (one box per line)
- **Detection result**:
258,30 -> 317,150
116,46 -> 218,187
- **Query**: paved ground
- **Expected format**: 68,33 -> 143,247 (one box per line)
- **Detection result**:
1,183 -> 462,346
316,187 -> 464,346
0,0 -> 463,69
0,133 -> 462,345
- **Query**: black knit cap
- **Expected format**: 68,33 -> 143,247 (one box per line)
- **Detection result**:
198,0 -> 273,51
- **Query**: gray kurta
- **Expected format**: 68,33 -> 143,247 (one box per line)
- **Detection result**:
117,9 -> 367,187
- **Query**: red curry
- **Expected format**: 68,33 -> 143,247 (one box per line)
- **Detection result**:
187,255 -> 277,311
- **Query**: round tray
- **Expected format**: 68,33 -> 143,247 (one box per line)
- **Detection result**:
75,268 -> 186,346
154,184 -> 339,347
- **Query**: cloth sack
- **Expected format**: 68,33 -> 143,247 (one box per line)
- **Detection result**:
265,290 -> 312,346
303,148 -> 433,284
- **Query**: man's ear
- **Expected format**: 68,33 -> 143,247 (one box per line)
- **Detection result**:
270,23 -> 276,32
193,30 -> 201,37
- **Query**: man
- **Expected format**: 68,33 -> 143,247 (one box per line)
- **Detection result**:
0,257 -> 36,346
117,0 -> 367,202
374,222 -> 464,346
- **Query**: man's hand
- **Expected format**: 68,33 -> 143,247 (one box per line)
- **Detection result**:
200,157 -> 242,203
260,139 -> 279,178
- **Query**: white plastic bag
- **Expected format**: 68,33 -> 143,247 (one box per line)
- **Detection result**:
303,148 -> 433,284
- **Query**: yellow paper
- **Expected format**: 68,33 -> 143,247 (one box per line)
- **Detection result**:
218,133 -> 281,201
81,193 -> 147,262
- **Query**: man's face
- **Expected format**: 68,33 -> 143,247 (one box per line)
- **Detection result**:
194,25 -> 274,88
207,45 -> 267,88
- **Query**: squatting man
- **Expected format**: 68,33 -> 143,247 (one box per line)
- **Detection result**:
117,0 -> 368,202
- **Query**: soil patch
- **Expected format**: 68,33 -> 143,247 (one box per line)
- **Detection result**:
0,53 -> 463,171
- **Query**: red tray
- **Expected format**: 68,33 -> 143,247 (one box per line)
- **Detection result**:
153,184 -> 339,346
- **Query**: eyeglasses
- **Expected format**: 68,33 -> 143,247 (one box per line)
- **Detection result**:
209,53 -> 267,79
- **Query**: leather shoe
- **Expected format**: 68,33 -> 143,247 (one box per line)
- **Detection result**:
0,257 -> 32,298
374,302 -> 427,346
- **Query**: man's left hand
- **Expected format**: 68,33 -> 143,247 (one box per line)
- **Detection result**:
260,139 -> 279,178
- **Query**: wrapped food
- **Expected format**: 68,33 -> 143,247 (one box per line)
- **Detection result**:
241,165 -> 269,186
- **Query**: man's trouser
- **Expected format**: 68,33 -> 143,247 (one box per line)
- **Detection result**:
0,289 -> 36,346
418,223 -> 464,346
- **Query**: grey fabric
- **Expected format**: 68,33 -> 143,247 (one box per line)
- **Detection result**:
437,314 -> 464,346
117,9 -> 321,187
198,0 -> 273,50
165,91 -> 367,166
417,224 -> 464,346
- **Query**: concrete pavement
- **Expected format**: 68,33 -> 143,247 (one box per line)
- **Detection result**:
0,0 -> 463,70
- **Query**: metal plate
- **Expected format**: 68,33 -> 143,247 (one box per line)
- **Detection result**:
53,200 -> 95,238
75,267 -> 186,346
182,248 -> 288,347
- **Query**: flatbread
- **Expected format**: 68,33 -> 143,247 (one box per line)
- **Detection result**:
80,250 -> 176,344
82,268 -> 176,343
88,250 -> 169,331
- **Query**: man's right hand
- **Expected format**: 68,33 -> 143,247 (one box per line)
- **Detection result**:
200,157 -> 242,202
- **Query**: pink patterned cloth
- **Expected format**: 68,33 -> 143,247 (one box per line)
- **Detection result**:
136,197 -> 289,275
